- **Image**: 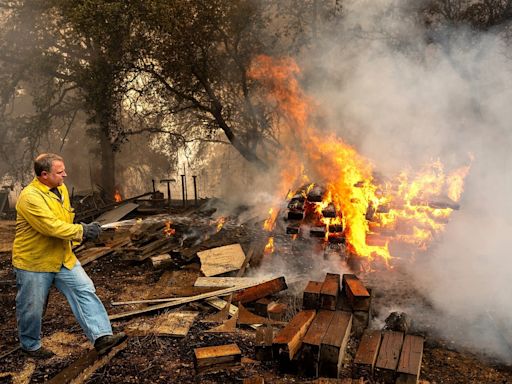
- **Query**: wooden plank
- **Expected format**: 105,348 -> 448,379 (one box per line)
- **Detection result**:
109,279 -> 273,320
197,243 -> 246,276
95,202 -> 139,225
300,310 -> 335,377
342,274 -> 370,311
194,276 -> 266,287
232,276 -> 288,304
353,330 -> 382,379
374,331 -> 404,384
149,253 -> 173,268
320,273 -> 340,310
125,311 -> 198,337
273,310 -> 316,367
255,326 -> 274,361
319,311 -> 352,378
77,247 -> 113,266
194,343 -> 241,373
47,340 -> 128,384
303,281 -> 323,310
396,335 -> 424,384
205,310 -> 238,333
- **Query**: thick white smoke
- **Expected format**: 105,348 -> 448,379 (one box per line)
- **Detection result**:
300,0 -> 512,361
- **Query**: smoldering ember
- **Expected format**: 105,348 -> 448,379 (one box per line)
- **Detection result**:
1,1 -> 512,384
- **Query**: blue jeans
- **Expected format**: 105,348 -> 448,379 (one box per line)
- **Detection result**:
15,261 -> 112,351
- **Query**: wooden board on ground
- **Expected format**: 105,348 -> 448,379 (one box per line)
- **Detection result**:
232,276 -> 288,304
353,329 -> 382,379
300,310 -> 336,377
194,343 -> 242,373
125,311 -> 198,337
396,335 -> 424,384
78,247 -> 113,266
374,331 -> 404,384
303,281 -> 323,310
194,276 -> 267,287
109,279 -> 273,320
320,273 -> 340,311
197,243 -> 246,276
95,202 -> 139,225
47,340 -> 128,384
319,311 -> 352,378
273,310 -> 316,368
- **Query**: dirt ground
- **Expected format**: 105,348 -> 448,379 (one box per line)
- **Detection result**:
1,217 -> 512,384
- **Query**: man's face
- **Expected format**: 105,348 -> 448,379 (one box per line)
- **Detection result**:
40,160 -> 67,188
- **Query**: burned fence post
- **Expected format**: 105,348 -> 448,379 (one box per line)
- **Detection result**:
160,178 -> 175,211
192,175 -> 198,206
181,174 -> 186,207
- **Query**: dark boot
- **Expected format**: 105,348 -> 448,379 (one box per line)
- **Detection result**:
94,332 -> 127,355
22,346 -> 55,359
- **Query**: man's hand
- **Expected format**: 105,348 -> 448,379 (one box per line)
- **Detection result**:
81,222 -> 102,242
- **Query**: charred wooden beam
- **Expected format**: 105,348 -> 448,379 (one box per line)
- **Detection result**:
303,281 -> 323,310
286,223 -> 301,234
322,203 -> 337,218
232,277 -> 288,304
353,329 -> 382,379
328,224 -> 343,233
243,377 -> 265,384
320,273 -> 340,311
288,210 -> 305,220
396,335 -> 424,384
300,310 -> 336,377
194,343 -> 242,373
273,310 -> 316,370
254,297 -> 273,317
288,199 -> 305,210
308,185 -> 326,202
374,331 -> 404,383
319,311 -> 352,378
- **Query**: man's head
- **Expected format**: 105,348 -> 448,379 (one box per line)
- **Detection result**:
34,153 -> 67,188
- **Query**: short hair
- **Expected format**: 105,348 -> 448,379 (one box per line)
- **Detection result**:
34,153 -> 64,176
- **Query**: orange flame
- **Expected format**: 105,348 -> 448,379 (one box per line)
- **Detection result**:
264,237 -> 275,254
163,220 -> 175,237
249,55 -> 472,265
114,189 -> 122,203
215,217 -> 226,232
263,208 -> 279,231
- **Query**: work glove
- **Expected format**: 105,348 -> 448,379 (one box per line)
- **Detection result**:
81,222 -> 102,242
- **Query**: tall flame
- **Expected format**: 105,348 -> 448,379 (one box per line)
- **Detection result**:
249,56 -> 472,265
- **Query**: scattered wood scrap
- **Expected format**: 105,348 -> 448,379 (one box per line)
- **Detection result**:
197,243 -> 246,276
47,340 -> 128,384
194,276 -> 267,287
232,277 -> 288,304
125,311 -> 198,337
194,343 -> 242,373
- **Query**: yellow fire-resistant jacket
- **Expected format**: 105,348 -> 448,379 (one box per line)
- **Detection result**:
12,178 -> 84,272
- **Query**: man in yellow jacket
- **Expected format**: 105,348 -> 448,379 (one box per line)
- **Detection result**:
13,153 -> 125,358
